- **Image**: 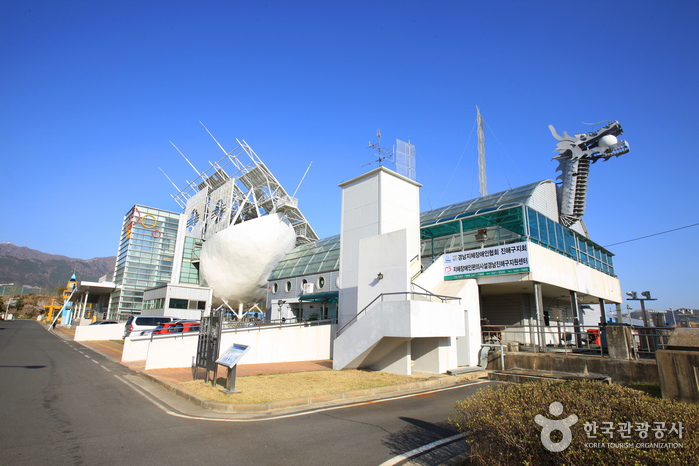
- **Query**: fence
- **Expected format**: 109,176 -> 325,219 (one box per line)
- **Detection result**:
482,323 -> 675,360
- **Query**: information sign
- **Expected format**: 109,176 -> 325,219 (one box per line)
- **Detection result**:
217,343 -> 250,368
444,242 -> 531,280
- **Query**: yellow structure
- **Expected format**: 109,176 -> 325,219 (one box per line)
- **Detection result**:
45,274 -> 78,323
43,299 -> 63,321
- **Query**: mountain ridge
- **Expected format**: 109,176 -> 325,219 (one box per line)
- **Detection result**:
0,243 -> 116,290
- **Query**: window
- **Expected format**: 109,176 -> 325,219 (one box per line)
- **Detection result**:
285,281 -> 292,292
169,298 -> 188,309
272,283 -> 278,294
301,279 -> 308,290
317,276 -> 326,290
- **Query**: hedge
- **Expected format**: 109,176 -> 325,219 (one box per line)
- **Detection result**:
450,381 -> 698,465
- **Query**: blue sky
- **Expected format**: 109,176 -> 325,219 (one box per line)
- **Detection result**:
2,1 -> 697,312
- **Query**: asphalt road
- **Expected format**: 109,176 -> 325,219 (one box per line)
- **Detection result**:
0,320 -> 497,465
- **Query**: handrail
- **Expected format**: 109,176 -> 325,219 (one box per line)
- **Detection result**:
335,291 -> 461,336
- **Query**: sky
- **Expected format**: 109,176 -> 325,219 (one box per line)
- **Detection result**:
2,1 -> 698,312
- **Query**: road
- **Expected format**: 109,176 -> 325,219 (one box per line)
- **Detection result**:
0,320 -> 497,465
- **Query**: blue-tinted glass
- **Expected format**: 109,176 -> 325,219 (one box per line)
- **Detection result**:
538,213 -> 548,245
528,208 -> 539,240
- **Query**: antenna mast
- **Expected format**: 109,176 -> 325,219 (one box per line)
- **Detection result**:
477,106 -> 487,197
364,129 -> 394,167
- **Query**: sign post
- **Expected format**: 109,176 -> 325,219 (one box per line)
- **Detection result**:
216,343 -> 251,394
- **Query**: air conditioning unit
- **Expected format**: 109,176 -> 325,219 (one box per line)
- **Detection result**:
303,283 -> 314,294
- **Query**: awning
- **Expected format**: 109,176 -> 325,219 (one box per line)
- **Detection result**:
299,291 -> 339,302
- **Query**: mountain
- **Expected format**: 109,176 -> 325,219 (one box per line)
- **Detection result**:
0,243 -> 116,290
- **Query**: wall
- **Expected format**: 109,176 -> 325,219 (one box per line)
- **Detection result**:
356,229 -> 410,315
121,322 -> 336,370
338,167 -> 421,328
74,323 -> 124,341
498,352 -> 659,386
656,350 -> 699,404
528,242 -> 622,303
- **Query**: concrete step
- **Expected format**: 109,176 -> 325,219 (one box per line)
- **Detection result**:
488,369 -> 611,384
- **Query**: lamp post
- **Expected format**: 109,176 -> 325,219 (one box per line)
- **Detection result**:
626,290 -> 657,351
1,283 -> 15,320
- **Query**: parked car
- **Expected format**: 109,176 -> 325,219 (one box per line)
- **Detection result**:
123,316 -> 180,338
90,320 -> 120,325
148,320 -> 200,335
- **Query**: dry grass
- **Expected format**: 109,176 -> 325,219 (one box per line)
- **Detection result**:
180,370 -> 424,404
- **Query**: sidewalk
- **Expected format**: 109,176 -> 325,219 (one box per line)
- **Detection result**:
49,324 -> 487,415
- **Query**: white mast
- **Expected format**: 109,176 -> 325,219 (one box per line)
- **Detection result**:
477,106 -> 487,197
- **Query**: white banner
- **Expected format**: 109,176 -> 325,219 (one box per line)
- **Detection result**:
443,242 -> 530,280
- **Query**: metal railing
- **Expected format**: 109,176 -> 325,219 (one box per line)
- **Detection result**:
481,323 -> 676,359
336,291 -> 461,336
145,317 -> 338,341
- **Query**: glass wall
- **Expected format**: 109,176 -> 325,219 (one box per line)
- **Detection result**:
109,205 -> 181,319
179,237 -> 201,284
419,205 -> 615,277
269,235 -> 340,280
526,207 -> 614,276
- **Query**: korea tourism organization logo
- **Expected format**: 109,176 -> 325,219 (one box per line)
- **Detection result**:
534,401 -> 685,452
535,402 -> 578,452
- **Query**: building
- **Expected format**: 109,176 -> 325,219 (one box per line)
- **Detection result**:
114,120 -> 630,376
108,204 -> 185,319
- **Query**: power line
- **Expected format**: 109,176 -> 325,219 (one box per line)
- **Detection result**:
604,222 -> 699,247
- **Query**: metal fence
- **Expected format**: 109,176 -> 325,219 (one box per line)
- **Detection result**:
482,323 -> 676,359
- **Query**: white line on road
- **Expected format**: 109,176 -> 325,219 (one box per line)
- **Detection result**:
378,434 -> 464,466
91,359 -> 99,363
114,376 -> 494,424
101,366 -> 112,372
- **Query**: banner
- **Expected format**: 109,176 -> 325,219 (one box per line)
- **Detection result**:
444,242 -> 530,280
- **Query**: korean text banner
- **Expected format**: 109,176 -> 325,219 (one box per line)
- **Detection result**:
443,243 -> 530,280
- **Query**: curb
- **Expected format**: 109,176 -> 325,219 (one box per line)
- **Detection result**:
43,322 -> 489,418
139,369 -> 488,418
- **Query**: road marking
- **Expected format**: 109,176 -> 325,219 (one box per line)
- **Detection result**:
115,376 -> 495,423
83,354 -> 90,358
91,359 -> 99,364
101,366 -> 112,372
378,434 -> 464,466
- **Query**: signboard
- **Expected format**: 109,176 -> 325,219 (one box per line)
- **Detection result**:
217,343 -> 250,368
195,310 -> 222,385
444,242 -> 530,280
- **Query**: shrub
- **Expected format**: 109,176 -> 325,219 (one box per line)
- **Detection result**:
450,381 -> 698,465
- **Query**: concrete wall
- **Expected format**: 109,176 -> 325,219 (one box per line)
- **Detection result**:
527,242 -> 622,303
74,323 -> 124,341
333,299 -> 464,373
496,352 -> 659,386
413,257 -> 481,368
121,322 -> 336,370
656,350 -> 699,404
338,167 -> 421,328
356,229 -> 410,316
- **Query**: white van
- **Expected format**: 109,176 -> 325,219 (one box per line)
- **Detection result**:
123,315 -> 180,339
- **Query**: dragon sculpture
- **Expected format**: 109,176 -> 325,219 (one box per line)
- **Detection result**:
549,121 -> 630,227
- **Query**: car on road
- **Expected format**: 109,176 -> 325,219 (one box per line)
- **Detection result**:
124,316 -> 180,338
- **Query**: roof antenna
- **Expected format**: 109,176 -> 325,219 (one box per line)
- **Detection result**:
292,161 -> 313,198
363,129 -> 394,167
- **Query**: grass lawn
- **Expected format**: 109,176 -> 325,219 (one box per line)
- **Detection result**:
180,369 -> 424,404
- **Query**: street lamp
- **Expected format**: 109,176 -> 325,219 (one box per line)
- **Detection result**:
626,290 -> 658,351
1,283 -> 15,320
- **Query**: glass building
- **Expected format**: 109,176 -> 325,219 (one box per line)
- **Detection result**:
109,205 -> 182,320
